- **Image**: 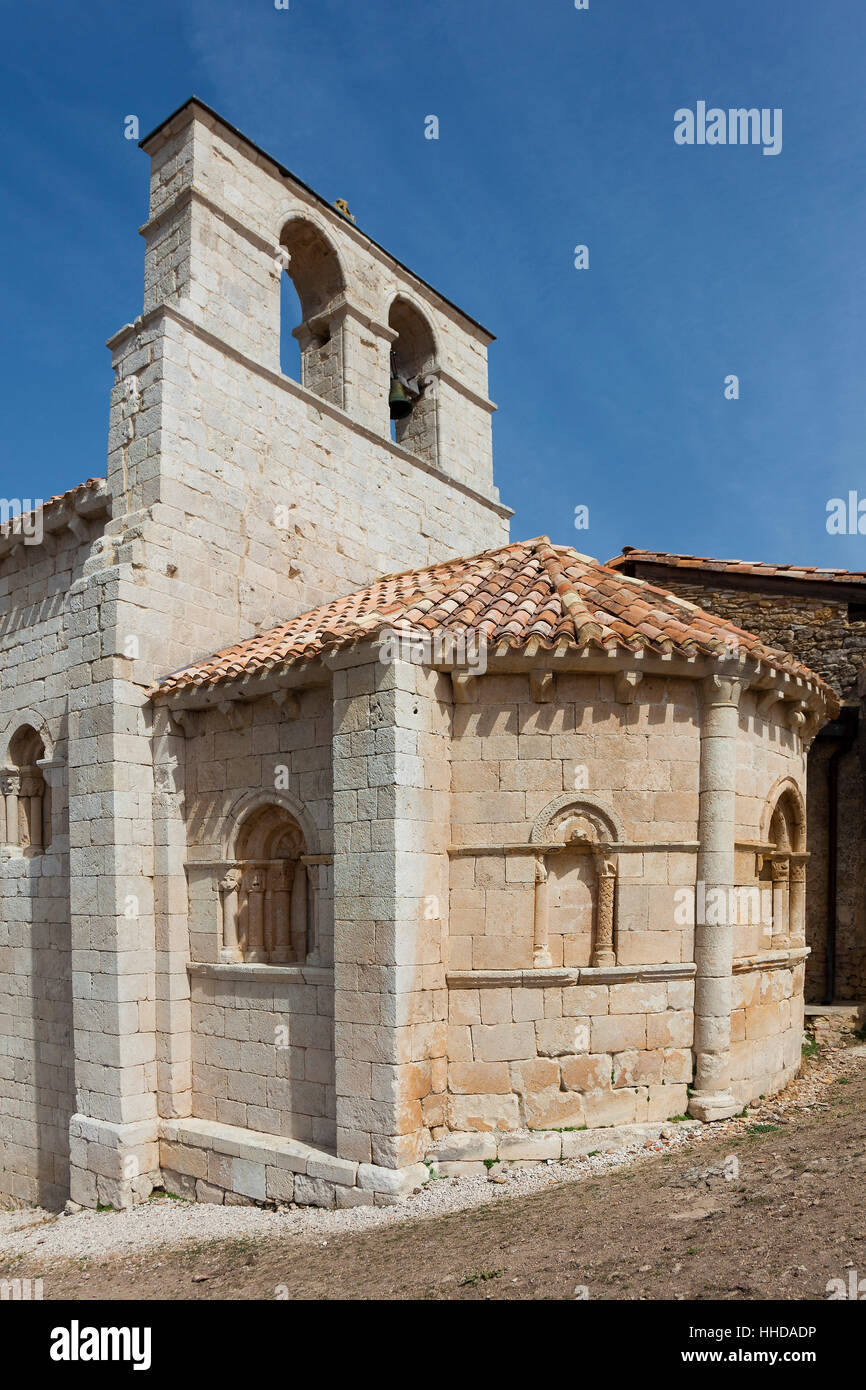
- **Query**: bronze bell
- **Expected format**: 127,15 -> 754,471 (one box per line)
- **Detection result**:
389,376 -> 413,420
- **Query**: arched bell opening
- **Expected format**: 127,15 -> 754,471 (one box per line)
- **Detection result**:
387,297 -> 439,463
278,217 -> 346,407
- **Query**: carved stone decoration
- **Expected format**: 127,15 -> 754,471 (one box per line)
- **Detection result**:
272,690 -> 301,718
592,855 -> 617,967
154,756 -> 179,794
756,689 -> 782,721
702,673 -> 743,709
3,725 -> 49,852
1,771 -> 20,848
528,793 -> 623,969
770,856 -> 791,948
451,673 -> 477,704
614,670 -> 643,706
230,803 -> 309,965
530,792 -> 625,847
789,857 -> 807,948
218,867 -> 243,963
529,671 -> 555,704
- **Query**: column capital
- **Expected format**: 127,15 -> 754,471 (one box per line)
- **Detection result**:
702,673 -> 743,708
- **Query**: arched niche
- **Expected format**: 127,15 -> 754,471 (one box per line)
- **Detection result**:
759,777 -> 807,947
388,296 -> 439,464
529,795 -> 622,968
760,776 -> 806,854
278,217 -> 346,406
219,801 -> 312,965
2,724 -> 50,853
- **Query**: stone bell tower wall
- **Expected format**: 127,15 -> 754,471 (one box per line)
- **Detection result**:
103,100 -> 510,680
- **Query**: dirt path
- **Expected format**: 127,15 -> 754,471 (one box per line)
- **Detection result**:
6,1054 -> 866,1301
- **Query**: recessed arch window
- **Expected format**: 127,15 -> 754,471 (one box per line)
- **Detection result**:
219,803 -> 311,964
759,782 -> 806,946
388,298 -> 439,464
278,218 -> 346,407
2,725 -> 49,853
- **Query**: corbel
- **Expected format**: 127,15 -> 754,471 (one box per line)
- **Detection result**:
451,673 -> 477,704
615,670 -> 643,705
757,689 -> 782,721
530,670 -> 555,703
170,708 -> 200,738
218,700 -> 250,731
272,690 -> 301,718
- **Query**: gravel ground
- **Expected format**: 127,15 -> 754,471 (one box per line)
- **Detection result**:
1,1042 -> 858,1268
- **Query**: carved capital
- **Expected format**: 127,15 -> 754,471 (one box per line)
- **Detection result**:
702,674 -> 743,708
219,866 -> 243,895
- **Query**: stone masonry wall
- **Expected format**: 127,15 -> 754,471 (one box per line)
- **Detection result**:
654,581 -> 866,700
182,686 -> 335,1148
447,973 -> 694,1133
730,957 -> 806,1103
444,672 -> 806,1137
0,520 -> 104,1208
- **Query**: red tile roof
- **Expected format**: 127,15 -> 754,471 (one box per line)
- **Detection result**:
607,548 -> 866,586
153,538 -> 835,701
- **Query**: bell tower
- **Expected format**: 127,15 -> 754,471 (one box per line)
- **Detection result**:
105,97 -> 510,678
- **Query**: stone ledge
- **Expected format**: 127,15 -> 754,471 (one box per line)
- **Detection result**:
733,948 -> 809,974
156,1117 -> 427,1209
446,963 -> 697,988
187,962 -> 332,985
448,842 -> 701,856
427,1119 -> 702,1171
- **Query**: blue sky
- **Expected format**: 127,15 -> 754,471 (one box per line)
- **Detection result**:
3,0 -> 866,567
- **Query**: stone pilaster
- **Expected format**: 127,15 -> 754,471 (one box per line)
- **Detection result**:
152,708 -> 192,1122
688,673 -> 743,1123
331,645 -> 450,1173
66,557 -> 160,1208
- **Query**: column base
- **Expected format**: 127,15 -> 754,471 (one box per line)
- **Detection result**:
592,949 -> 616,967
687,1091 -> 741,1123
533,948 -> 553,968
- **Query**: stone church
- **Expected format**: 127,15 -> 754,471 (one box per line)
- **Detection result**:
0,98 -> 841,1212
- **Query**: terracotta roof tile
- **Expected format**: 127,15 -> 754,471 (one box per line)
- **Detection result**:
0,478 -> 108,539
153,537 -> 835,698
607,548 -> 866,585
